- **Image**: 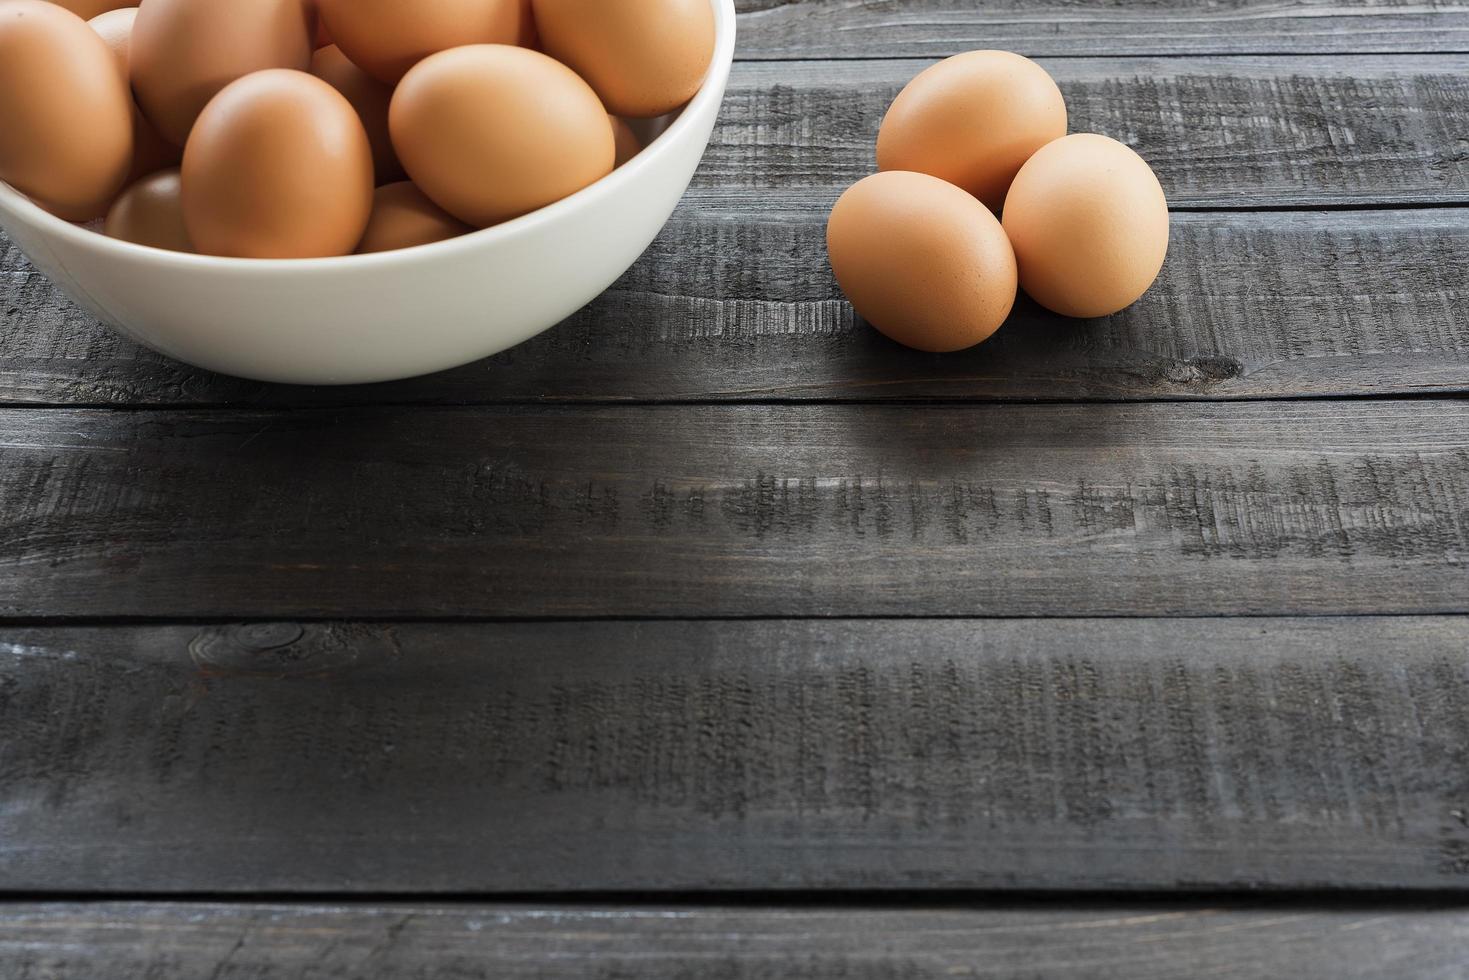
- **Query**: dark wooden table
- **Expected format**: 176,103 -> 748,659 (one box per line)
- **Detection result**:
3,1 -> 1469,976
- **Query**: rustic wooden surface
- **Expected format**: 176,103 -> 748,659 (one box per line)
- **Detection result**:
6,208 -> 1467,407
730,0 -> 1469,57
2,0 -> 1468,974
5,901 -> 1469,979
4,402 -> 1469,619
3,619 -> 1468,892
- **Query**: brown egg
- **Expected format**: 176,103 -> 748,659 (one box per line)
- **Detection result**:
356,182 -> 472,254
317,0 -> 533,84
391,45 -> 613,228
827,171 -> 1017,353
610,116 -> 641,168
877,50 -> 1066,214
533,0 -> 714,118
310,44 -> 402,184
44,0 -> 127,16
0,1 -> 133,221
103,167 -> 191,251
182,69 -> 373,258
131,0 -> 314,146
1002,133 -> 1170,319
88,8 -> 183,183
85,5 -> 128,49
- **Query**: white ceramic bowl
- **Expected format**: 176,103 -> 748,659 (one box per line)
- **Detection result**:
0,0 -> 736,385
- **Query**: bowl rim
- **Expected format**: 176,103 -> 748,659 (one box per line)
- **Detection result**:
0,0 -> 737,275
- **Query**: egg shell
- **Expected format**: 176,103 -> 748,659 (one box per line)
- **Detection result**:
310,44 -> 403,184
317,0 -> 533,84
1002,133 -> 1170,319
44,0 -> 127,16
610,116 -> 641,168
390,44 -> 613,228
181,69 -> 373,258
130,0 -> 314,146
356,181 -> 473,254
0,0 -> 133,221
88,8 -> 183,183
877,50 -> 1067,214
827,171 -> 1017,353
104,167 -> 191,251
533,0 -> 714,118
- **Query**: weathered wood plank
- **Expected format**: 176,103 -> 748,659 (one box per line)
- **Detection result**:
5,901 -> 1469,978
2,618 -> 1467,892
2,56 -> 1467,408
2,402 -> 1468,620
699,57 -> 1469,210
3,208 -> 1467,406
732,0 -> 1469,57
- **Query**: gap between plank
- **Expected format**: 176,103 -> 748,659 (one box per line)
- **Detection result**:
1169,201 -> 1469,214
0,390 -> 1465,412
3,611 -> 1469,627
1,889 -> 1466,908
730,50 -> 1469,63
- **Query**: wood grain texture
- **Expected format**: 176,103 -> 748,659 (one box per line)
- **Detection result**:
3,402 -> 1469,619
698,57 -> 1469,209
3,208 -> 1467,406
732,0 -> 1469,57
5,901 -> 1469,979
2,57 -> 1467,408
2,618 -> 1468,892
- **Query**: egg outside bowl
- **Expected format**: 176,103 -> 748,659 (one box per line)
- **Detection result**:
0,0 -> 736,385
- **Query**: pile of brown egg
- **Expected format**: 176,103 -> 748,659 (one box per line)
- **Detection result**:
0,0 -> 715,257
826,51 -> 1171,351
